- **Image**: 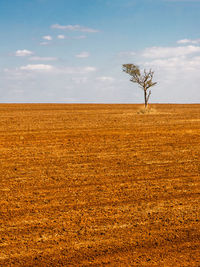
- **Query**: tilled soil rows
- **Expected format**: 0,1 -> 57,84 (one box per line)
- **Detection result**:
0,104 -> 200,266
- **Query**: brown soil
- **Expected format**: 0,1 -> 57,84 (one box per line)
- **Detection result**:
0,104 -> 199,266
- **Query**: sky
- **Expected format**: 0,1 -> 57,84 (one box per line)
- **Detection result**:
0,0 -> 200,103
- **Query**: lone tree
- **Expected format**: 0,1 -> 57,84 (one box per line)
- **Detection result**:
123,64 -> 157,108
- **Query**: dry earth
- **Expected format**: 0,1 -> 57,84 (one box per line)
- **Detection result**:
0,104 -> 200,266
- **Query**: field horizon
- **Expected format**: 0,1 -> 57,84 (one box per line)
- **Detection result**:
0,103 -> 199,266
1,102 -> 200,105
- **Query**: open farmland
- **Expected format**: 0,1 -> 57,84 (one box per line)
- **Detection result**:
0,104 -> 200,266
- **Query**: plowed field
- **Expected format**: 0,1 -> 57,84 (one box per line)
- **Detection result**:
0,104 -> 200,266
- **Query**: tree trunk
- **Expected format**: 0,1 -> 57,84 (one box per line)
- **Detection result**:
144,89 -> 147,108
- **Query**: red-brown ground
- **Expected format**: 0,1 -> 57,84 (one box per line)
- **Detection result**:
0,104 -> 200,266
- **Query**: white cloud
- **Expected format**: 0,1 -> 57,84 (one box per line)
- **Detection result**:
177,38 -> 200,44
55,66 -> 96,74
9,64 -> 96,75
141,41 -> 200,72
75,52 -> 90,58
83,66 -> 96,73
139,41 -> 200,103
96,76 -> 114,82
145,55 -> 200,71
51,24 -> 99,33
43,35 -> 52,41
15,49 -> 33,57
3,68 -> 33,80
40,42 -> 49,46
71,77 -> 88,84
20,64 -> 53,71
142,45 -> 200,58
29,56 -> 58,61
57,35 -> 65,39
57,34 -> 86,40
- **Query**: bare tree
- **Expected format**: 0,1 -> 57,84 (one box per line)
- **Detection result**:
123,64 -> 157,108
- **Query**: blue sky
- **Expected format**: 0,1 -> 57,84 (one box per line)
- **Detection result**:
0,0 -> 200,103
